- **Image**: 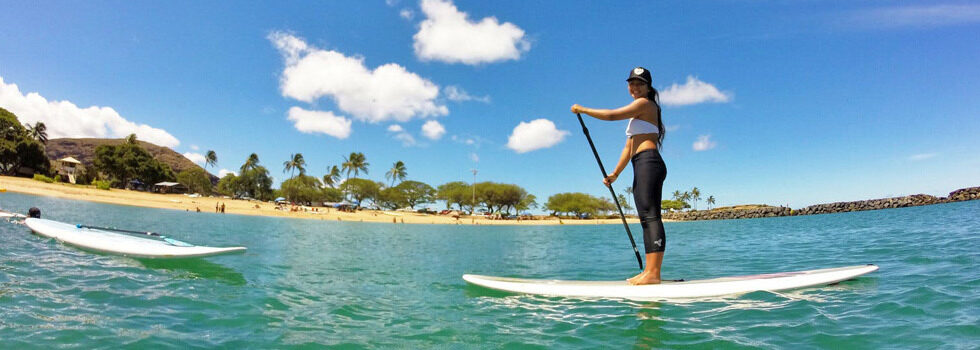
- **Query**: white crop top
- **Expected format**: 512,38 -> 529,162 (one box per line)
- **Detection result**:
625,118 -> 659,137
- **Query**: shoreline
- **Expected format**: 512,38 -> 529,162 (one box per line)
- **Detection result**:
0,176 -> 648,226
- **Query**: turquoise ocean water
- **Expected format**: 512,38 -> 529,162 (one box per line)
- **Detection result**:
1,191 -> 977,349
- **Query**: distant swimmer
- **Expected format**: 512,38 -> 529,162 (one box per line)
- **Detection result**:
572,67 -> 667,285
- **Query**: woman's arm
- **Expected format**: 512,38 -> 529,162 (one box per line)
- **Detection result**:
603,138 -> 633,187
572,99 -> 650,121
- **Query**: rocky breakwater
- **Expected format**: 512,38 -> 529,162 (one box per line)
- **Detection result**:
665,186 -> 980,222
794,194 -> 942,216
664,206 -> 792,221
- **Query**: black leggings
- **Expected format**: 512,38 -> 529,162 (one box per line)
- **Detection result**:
631,149 -> 667,253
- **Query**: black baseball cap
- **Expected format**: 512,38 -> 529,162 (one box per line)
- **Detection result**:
627,67 -> 651,84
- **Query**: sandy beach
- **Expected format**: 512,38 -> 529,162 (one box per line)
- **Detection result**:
0,176 -> 646,226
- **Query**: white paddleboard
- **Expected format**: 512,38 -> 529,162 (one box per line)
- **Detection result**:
463,264 -> 878,300
25,218 -> 246,259
0,210 -> 26,218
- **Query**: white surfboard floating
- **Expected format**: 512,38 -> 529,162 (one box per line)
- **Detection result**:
25,218 -> 246,259
463,264 -> 878,300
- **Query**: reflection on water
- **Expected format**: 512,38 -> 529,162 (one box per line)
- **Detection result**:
136,258 -> 247,286
632,303 -> 665,349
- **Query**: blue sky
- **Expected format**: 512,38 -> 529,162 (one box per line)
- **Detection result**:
1,1 -> 978,209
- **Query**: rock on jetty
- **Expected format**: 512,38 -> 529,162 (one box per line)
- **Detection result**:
664,186 -> 979,221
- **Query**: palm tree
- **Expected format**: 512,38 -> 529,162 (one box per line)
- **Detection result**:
205,150 -> 217,170
241,153 -> 260,173
283,153 -> 306,178
691,187 -> 701,211
385,161 -> 407,186
341,152 -> 369,181
707,195 -> 716,210
322,165 -> 341,188
672,190 -> 682,201
681,191 -> 692,211
624,186 -> 634,215
25,121 -> 48,145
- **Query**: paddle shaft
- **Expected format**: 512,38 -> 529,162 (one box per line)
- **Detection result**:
576,113 -> 644,270
76,224 -> 162,237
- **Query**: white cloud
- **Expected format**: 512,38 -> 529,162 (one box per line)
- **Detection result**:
269,31 -> 447,123
394,132 -> 417,146
218,169 -> 237,178
414,0 -> 530,65
400,9 -> 414,20
908,153 -> 937,161
286,106 -> 352,139
387,124 -> 416,146
0,76 -> 180,147
421,120 -> 446,140
470,152 -> 479,162
190,144 -> 199,151
693,135 -> 716,151
856,4 -> 980,28
183,152 -> 206,165
506,119 -> 569,153
659,76 -> 732,107
444,85 -> 490,103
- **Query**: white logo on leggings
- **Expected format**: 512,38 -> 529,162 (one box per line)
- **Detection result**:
653,239 -> 662,247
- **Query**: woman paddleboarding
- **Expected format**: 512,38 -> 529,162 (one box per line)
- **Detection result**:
571,67 -> 667,285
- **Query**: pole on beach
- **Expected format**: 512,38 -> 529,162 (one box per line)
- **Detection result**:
576,113 -> 644,270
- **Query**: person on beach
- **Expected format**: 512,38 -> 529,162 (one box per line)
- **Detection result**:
571,67 -> 667,285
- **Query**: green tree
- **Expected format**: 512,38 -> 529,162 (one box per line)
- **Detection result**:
283,153 -> 306,179
516,194 -> 537,213
617,193 -> 633,214
661,199 -> 689,213
93,135 -> 175,187
376,186 -> 407,210
322,165 -> 341,188
339,178 -> 380,208
25,121 -> 48,145
395,180 -> 435,209
205,150 -> 217,170
237,165 -> 274,200
436,181 -> 471,211
240,153 -> 260,173
691,187 -> 701,211
624,186 -> 634,214
177,167 -> 212,195
385,160 -> 407,186
0,108 -> 49,175
544,192 -> 610,217
707,195 -> 716,210
341,152 -> 369,180
280,174 -> 324,204
216,173 -> 238,196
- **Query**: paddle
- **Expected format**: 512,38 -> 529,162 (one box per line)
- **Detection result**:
76,224 -> 193,247
576,113 -> 644,270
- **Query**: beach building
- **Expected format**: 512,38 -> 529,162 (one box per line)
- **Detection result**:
153,181 -> 188,194
56,157 -> 82,184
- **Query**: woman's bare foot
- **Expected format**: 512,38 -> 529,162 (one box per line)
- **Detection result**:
627,272 -> 646,285
628,271 -> 654,285
630,274 -> 661,285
